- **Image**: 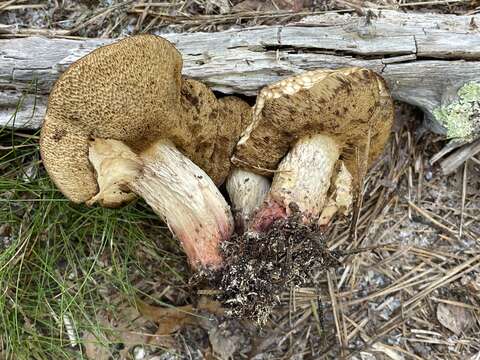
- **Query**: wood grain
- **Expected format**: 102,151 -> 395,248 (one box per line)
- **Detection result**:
1,10 -> 479,133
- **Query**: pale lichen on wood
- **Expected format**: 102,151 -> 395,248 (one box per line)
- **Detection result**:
433,82 -> 480,141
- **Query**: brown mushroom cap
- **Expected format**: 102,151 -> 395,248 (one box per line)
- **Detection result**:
208,97 -> 252,183
40,35 -> 249,204
178,85 -> 252,185
232,67 -> 394,180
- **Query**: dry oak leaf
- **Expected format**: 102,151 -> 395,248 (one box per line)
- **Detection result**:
436,303 -> 474,335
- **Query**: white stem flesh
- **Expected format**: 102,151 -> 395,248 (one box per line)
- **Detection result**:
263,134 -> 340,224
333,161 -> 353,215
88,138 -> 233,269
319,161 -> 353,226
226,167 -> 270,232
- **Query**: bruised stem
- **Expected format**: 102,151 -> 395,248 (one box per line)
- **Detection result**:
251,134 -> 341,232
88,138 -> 233,269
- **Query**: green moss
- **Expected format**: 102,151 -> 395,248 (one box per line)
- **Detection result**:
433,82 -> 480,141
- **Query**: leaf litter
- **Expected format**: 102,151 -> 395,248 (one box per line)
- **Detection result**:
1,0 -> 480,352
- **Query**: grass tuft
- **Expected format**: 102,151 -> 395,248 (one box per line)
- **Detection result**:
0,126 -> 185,359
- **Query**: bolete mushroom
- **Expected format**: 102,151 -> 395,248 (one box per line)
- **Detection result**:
40,35 -> 251,269
232,67 -> 394,232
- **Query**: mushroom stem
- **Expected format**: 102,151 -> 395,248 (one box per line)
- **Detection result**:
250,134 -> 340,232
88,138 -> 233,269
226,168 -> 270,233
319,162 -> 353,225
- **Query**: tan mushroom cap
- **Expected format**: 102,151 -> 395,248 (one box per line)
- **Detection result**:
209,97 -> 253,183
232,67 -> 394,180
179,88 -> 252,186
40,35 -> 249,204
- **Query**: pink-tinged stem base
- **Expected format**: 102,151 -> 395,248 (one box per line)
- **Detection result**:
88,138 -> 234,270
249,134 -> 340,232
249,198 -> 287,233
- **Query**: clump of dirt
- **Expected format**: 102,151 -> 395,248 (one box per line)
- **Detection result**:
200,203 -> 342,324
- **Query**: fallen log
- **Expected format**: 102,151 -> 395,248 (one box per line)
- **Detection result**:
2,10 -> 480,148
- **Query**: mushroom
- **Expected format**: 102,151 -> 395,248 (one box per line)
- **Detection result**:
225,168 -> 270,233
232,67 -> 394,231
40,35 -> 251,269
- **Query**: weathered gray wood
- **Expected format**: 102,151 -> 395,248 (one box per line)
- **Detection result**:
1,10 -> 480,131
440,139 -> 480,175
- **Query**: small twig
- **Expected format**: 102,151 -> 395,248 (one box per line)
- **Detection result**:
1,4 -> 45,10
403,255 -> 480,308
396,0 -> 470,6
431,297 -> 480,311
440,138 -> 480,175
408,200 -> 457,235
348,255 -> 480,359
196,289 -> 221,295
135,0 -> 151,33
430,139 -> 467,165
335,243 -> 394,257
0,0 -> 17,12
327,271 -> 346,358
66,1 -> 134,35
459,160 -> 468,239
0,144 -> 37,150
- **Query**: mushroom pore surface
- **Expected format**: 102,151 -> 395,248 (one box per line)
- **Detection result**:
40,35 -> 252,268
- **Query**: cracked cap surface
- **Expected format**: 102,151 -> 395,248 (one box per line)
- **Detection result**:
232,67 -> 394,180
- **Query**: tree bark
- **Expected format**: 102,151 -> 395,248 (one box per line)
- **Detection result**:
1,10 -> 480,133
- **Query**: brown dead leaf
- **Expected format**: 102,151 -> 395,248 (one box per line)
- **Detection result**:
0,224 -> 11,237
136,300 -> 196,336
209,324 -> 249,360
436,303 -> 474,335
197,297 -> 225,317
136,296 -> 224,336
135,297 -> 226,357
82,297 -> 225,359
83,332 -> 112,359
82,306 -> 151,360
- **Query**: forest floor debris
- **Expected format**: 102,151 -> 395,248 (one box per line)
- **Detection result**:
1,103 -> 479,359
0,1 -> 479,358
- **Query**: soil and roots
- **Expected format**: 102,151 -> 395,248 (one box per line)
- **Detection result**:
201,203 -> 342,324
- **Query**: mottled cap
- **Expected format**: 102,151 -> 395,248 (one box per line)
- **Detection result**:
40,35 -> 183,203
232,67 -> 394,179
174,83 -> 252,185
